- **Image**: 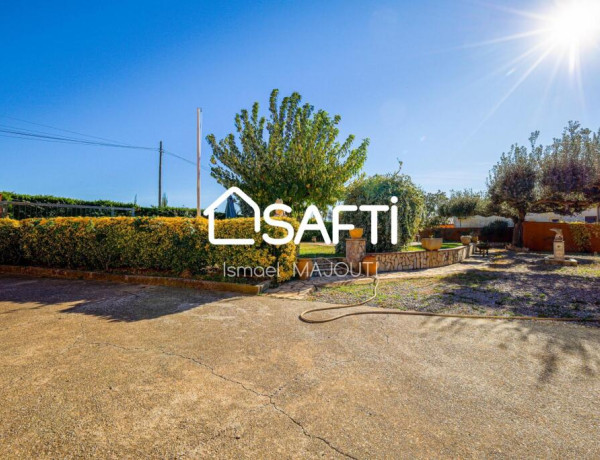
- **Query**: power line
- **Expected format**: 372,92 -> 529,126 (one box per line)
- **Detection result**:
0,115 -> 138,146
0,127 -> 156,150
164,149 -> 211,172
162,149 -> 195,165
1,117 -> 212,171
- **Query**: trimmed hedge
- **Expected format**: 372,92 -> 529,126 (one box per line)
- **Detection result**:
0,191 -> 224,219
0,217 -> 297,282
0,219 -> 21,265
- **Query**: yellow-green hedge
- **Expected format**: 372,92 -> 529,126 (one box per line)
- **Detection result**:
0,219 -> 21,265
0,217 -> 297,281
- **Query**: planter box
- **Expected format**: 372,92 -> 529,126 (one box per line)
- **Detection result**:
421,237 -> 443,251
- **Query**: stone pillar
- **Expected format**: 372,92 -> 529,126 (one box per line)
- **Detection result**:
345,238 -> 366,270
551,228 -> 565,260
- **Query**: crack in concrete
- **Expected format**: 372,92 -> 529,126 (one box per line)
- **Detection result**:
81,337 -> 357,459
61,319 -> 86,354
382,315 -> 391,345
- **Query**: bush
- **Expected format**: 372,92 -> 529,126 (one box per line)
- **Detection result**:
300,220 -> 333,242
0,219 -> 21,264
2,217 -> 297,282
479,220 -> 509,242
336,171 -> 424,253
0,191 -> 224,219
569,222 -> 600,252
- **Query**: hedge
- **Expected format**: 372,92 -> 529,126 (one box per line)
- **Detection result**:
300,221 -> 333,242
0,219 -> 21,265
0,191 -> 224,219
0,217 -> 297,282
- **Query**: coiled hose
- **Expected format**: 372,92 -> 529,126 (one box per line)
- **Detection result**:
299,277 -> 599,324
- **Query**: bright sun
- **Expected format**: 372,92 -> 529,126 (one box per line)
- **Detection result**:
541,0 -> 600,72
461,0 -> 600,136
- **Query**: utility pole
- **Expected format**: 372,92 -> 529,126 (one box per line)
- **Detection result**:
158,140 -> 163,208
197,108 -> 202,217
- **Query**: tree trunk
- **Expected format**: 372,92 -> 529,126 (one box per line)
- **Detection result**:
511,213 -> 526,247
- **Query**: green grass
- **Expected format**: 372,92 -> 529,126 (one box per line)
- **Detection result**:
299,242 -> 464,257
298,243 -> 342,258
401,242 -> 463,252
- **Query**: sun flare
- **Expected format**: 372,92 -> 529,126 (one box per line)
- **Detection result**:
461,0 -> 600,139
541,0 -> 600,72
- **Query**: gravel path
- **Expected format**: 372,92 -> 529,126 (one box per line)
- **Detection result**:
310,252 -> 600,321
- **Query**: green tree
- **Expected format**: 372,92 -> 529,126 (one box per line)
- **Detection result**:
421,190 -> 449,229
487,122 -> 600,247
487,137 -> 541,246
439,189 -> 488,228
336,168 -> 425,253
539,121 -> 600,212
207,89 -> 368,215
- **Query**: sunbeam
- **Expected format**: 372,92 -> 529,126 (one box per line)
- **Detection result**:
459,0 -> 600,141
464,42 -> 557,145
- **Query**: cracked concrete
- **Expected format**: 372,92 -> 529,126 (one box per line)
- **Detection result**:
1,274 -> 600,458
83,337 -> 355,458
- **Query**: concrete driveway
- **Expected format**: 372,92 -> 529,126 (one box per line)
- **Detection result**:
1,274 -> 599,458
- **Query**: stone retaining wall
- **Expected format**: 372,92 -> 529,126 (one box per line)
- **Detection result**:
368,244 -> 474,272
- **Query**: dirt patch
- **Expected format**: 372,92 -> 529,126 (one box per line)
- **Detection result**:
310,252 -> 600,320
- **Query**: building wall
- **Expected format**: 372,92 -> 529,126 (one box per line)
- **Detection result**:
452,215 -> 513,228
524,207 -> 599,223
452,206 -> 600,228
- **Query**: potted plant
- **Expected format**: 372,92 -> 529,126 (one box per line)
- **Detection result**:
361,255 -> 378,276
421,237 -> 443,251
296,258 -> 314,280
349,228 -> 364,239
460,233 -> 472,245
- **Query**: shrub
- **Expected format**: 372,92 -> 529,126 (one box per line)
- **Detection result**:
300,220 -> 333,242
3,217 -> 297,282
569,222 -> 600,252
479,220 -> 509,242
336,171 -> 424,253
0,191 -> 224,219
0,219 -> 21,264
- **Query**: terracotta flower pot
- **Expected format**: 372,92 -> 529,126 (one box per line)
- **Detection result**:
460,235 -> 472,245
471,235 -> 479,244
296,258 -> 314,280
421,237 -> 443,251
349,228 -> 364,239
361,255 -> 378,276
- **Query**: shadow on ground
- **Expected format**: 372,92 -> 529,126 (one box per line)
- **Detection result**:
418,313 -> 600,384
437,252 -> 600,320
0,275 -> 239,322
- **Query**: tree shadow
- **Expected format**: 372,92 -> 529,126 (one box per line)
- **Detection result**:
424,252 -> 600,383
418,315 -> 600,385
0,275 -> 240,322
435,250 -> 600,321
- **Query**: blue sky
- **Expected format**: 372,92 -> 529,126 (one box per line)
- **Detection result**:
1,0 -> 599,208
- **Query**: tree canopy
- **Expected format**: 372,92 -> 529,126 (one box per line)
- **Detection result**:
439,189 -> 488,226
421,190 -> 449,229
336,169 -> 425,253
487,122 -> 600,246
207,89 -> 368,215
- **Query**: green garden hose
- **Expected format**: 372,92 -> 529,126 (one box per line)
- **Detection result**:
299,277 -> 599,324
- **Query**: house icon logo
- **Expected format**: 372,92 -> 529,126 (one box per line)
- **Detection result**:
203,187 -> 261,245
203,187 -> 403,247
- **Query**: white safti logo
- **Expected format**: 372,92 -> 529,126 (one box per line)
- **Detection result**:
203,187 -> 400,246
